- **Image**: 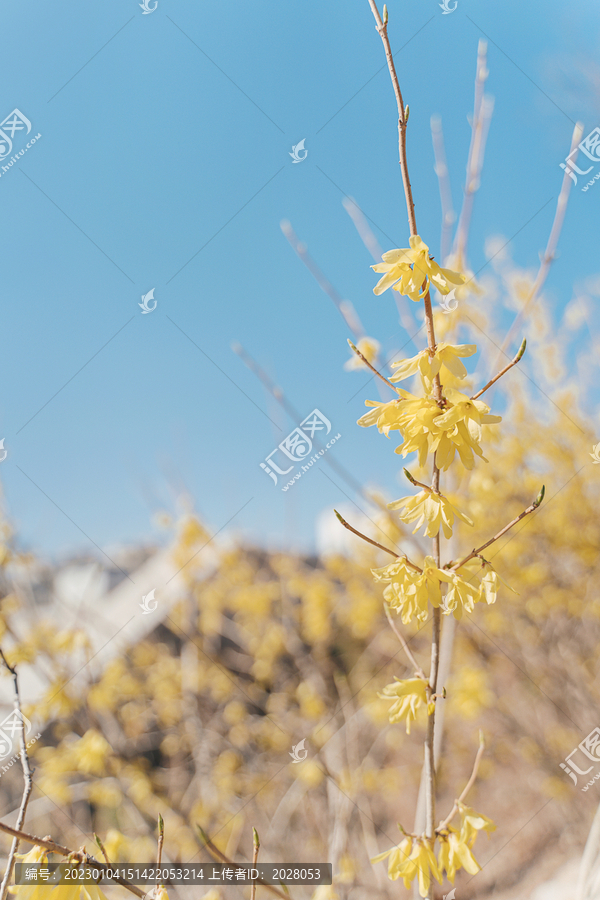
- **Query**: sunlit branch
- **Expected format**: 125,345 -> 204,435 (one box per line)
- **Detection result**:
447,486 -> 545,572
437,732 -> 485,832
347,340 -> 397,389
384,603 -> 426,680
471,338 -> 526,400
0,822 -> 145,899
334,509 -> 422,571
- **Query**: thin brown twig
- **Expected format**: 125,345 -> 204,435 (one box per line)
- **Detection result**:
347,340 -> 396,389
437,732 -> 486,832
384,604 -> 426,679
0,652 -> 34,900
0,822 -> 145,899
250,828 -> 260,900
333,509 -> 422,571
471,339 -> 526,400
156,814 -> 164,893
94,835 -> 112,865
447,486 -> 545,572
197,827 -> 289,900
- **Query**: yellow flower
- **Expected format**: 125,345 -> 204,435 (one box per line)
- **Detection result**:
357,396 -> 404,437
389,343 -> 477,392
378,677 -> 430,733
371,236 -> 466,301
344,337 -> 380,371
373,836 -> 441,897
446,559 -> 516,616
437,827 -> 481,881
442,574 -> 481,620
457,801 -> 496,845
389,490 -> 474,539
372,557 -> 453,624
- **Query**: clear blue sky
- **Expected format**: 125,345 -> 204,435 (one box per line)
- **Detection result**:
0,0 -> 597,561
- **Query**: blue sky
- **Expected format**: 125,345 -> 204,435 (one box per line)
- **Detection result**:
0,0 -> 598,561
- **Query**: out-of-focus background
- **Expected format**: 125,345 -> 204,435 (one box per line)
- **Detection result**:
0,0 -> 598,898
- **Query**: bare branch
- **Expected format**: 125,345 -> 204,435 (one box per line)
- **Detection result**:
197,827 -> 289,900
384,604 -> 426,680
447,486 -> 545,572
471,338 -> 526,400
347,340 -> 396,389
0,822 -> 145,899
333,509 -> 422,571
437,732 -> 486,832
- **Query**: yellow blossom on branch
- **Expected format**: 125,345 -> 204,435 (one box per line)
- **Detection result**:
388,490 -> 474,539
372,835 -> 442,897
371,236 -> 466,301
389,343 -> 477,392
372,557 -> 453,624
378,677 -> 432,733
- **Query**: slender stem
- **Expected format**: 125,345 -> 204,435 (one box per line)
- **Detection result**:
0,822 -> 145,899
471,339 -> 526,400
0,653 -> 33,900
197,828 -> 288,900
437,733 -> 485,832
250,828 -> 260,900
347,340 -> 396,389
333,509 -> 422,571
94,835 -> 112,865
447,486 -> 544,572
384,603 -> 426,680
367,3 -> 442,873
155,814 -> 164,893
366,0 -> 417,236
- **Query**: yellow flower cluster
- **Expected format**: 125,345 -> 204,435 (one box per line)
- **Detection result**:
377,677 -> 433,733
373,556 -> 510,624
388,489 -> 473,539
390,342 -> 477,392
372,803 -> 495,897
358,387 -> 501,470
371,235 -> 466,302
372,556 -> 452,624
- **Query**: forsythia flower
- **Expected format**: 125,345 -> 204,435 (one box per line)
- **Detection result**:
372,557 -> 453,624
458,801 -> 496,844
344,336 -> 381,371
389,343 -> 477,392
371,235 -> 466,301
359,388 -> 501,471
373,836 -> 442,897
443,559 -> 516,618
437,805 -> 495,883
389,490 -> 474,539
437,827 -> 481,881
378,677 -> 432,733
